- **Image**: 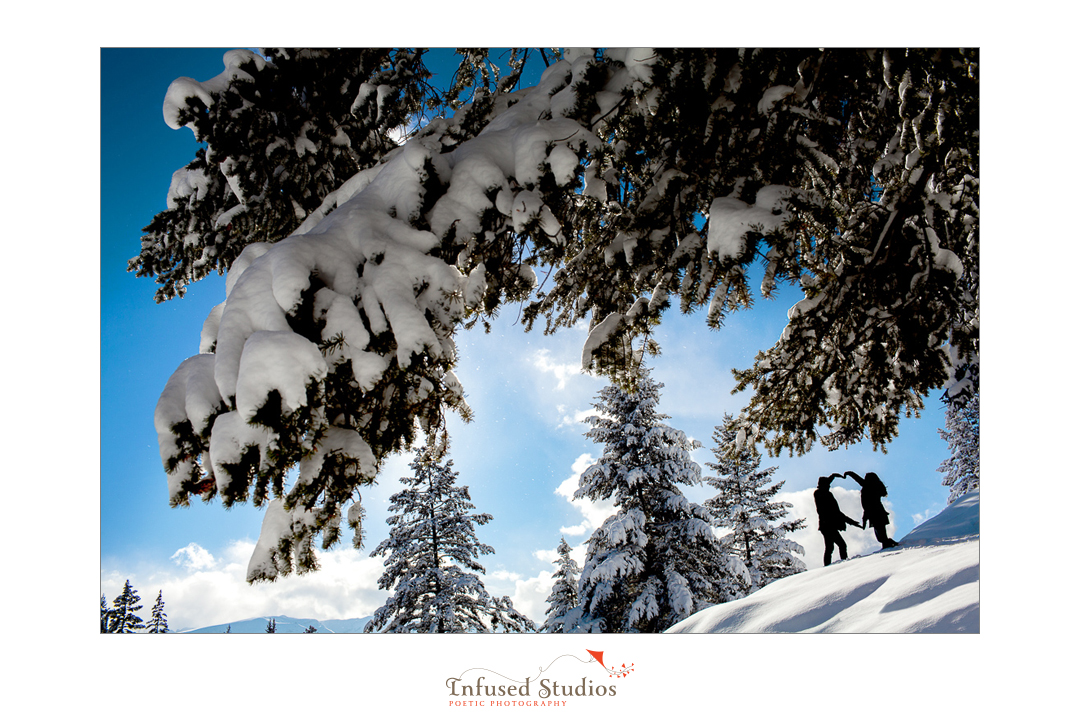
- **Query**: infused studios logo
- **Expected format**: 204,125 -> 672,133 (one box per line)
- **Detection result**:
445,650 -> 635,708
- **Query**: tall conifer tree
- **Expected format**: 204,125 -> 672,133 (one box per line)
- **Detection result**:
540,537 -> 581,633
938,391 -> 980,503
705,414 -> 806,596
366,438 -> 534,633
108,580 -> 145,634
565,369 -> 745,633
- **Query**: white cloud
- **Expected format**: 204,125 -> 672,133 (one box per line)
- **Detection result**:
170,542 -> 217,571
532,348 -> 581,390
534,539 -> 588,565
221,539 -> 259,568
554,454 -> 593,498
509,570 -> 554,625
512,538 -> 590,624
557,407 -> 594,430
554,453 -> 618,535
910,502 -> 945,528
533,548 -> 559,564
490,569 -> 522,582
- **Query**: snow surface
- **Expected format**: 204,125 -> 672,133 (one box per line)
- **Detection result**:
178,614 -> 372,634
667,491 -> 979,633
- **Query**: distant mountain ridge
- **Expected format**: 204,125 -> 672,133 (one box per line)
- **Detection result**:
179,614 -> 372,634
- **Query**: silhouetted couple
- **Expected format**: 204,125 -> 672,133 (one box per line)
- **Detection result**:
814,471 -> 898,566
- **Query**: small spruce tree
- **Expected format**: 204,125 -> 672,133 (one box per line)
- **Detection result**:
539,537 -> 581,633
366,437 -> 534,633
704,414 -> 806,597
565,369 -> 745,633
265,618 -> 277,633
938,391 -> 980,503
147,590 -> 169,633
100,594 -> 112,633
108,580 -> 146,634
304,625 -> 318,633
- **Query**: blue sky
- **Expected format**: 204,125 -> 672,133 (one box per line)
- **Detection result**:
101,48 -> 956,630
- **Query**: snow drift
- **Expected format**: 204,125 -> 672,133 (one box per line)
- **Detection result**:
667,491 -> 979,633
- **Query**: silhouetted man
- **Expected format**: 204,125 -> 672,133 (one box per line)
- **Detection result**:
814,473 -> 860,566
845,471 -> 899,549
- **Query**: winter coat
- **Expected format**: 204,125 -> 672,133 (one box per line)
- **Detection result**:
853,475 -> 890,526
814,487 -> 856,532
861,491 -> 889,526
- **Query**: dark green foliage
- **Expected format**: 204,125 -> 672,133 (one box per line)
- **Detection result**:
525,49 -> 979,453
366,438 -> 534,633
568,370 -> 742,633
147,590 -> 169,633
108,580 -> 145,634
131,48 -> 435,302
938,390 -> 979,503
100,594 -> 111,633
540,537 -> 580,633
705,414 -> 806,595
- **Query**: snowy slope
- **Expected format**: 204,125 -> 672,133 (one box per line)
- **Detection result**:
179,614 -> 371,634
667,491 -> 979,633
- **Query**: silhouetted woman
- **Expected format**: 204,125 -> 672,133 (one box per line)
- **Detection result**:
845,471 -> 899,549
814,473 -> 860,566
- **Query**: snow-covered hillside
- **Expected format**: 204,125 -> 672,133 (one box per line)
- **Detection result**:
179,614 -> 371,633
667,491 -> 979,633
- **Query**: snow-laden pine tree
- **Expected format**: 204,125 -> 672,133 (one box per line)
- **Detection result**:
131,49 -> 436,303
938,391 -> 979,503
564,369 -> 745,633
100,594 -> 111,633
147,591 -> 169,633
365,438 -> 534,633
140,49 -> 978,581
265,618 -> 276,633
704,414 -> 806,596
539,537 -> 580,633
108,580 -> 145,634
